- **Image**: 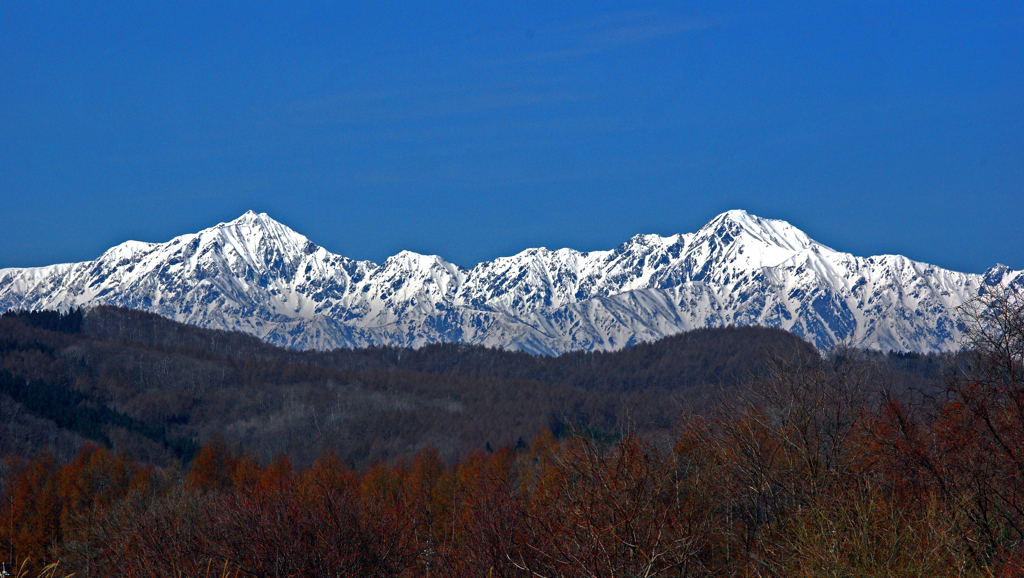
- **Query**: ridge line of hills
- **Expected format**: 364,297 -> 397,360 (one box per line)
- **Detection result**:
1,209 -> 1020,355
0,305 -> 946,469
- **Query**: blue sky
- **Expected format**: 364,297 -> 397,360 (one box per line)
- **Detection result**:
1,1 -> 1021,273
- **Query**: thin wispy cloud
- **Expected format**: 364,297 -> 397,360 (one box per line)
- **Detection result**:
492,12 -> 729,64
278,72 -> 596,131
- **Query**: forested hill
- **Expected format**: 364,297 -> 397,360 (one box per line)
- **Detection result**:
0,306 -> 943,469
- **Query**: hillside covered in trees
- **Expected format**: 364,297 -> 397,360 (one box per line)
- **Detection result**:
3,289 -> 1021,576
0,305 -> 833,469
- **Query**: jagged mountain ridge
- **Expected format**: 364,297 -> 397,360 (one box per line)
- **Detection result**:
1,210 -> 1019,354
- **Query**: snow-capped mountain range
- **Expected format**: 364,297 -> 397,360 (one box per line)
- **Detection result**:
1,210 -> 1019,354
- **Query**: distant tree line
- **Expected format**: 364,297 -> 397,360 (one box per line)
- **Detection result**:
0,305 -> 865,470
1,308 -> 83,335
0,369 -> 195,460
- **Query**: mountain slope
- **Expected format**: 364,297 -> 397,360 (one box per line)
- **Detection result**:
1,210 -> 1019,354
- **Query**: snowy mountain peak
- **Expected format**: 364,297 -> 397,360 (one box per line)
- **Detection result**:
214,210 -> 304,239
983,263 -> 1019,289
99,240 -> 159,263
1,210 -> 1019,355
701,210 -> 817,253
385,251 -> 462,273
717,208 -> 756,224
197,211 -> 319,271
233,209 -> 262,221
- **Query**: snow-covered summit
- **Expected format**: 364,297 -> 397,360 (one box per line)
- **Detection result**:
1,210 -> 1019,354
